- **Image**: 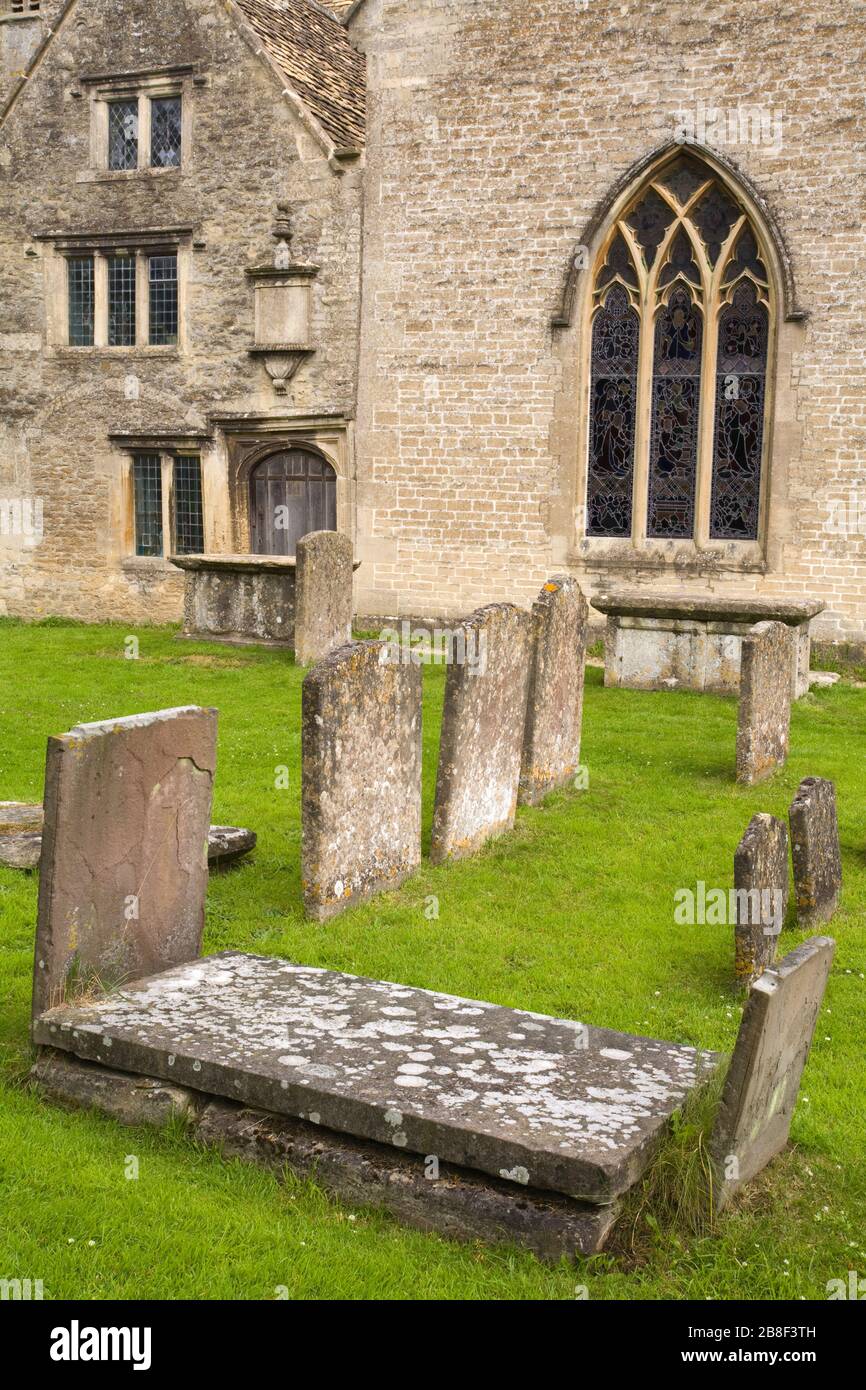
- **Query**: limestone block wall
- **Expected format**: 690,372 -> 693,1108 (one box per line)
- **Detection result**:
349,0 -> 866,640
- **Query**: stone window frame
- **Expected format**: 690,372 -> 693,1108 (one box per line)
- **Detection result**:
113,435 -> 214,571
0,2 -> 41,22
82,67 -> 197,180
39,228 -> 191,356
571,148 -> 792,573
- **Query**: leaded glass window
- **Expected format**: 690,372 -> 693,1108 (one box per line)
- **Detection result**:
151,96 -> 182,168
133,455 -> 163,557
173,456 -> 204,554
148,254 -> 178,346
585,154 -> 774,548
108,99 -> 139,171
68,257 -> 94,347
108,255 -> 136,346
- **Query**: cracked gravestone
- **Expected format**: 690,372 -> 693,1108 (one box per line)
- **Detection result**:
734,813 -> 789,987
294,530 -> 354,666
736,621 -> 793,784
789,777 -> 842,927
33,950 -> 720,1205
302,640 -> 422,921
519,578 -> 589,807
32,707 -> 217,1018
711,936 -> 835,1210
431,604 -> 533,862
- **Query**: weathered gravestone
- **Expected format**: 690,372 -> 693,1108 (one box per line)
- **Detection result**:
736,620 -> 794,784
431,604 -> 532,863
302,640 -> 422,920
294,530 -> 354,666
32,707 -> 217,1018
519,578 -> 589,807
734,813 -> 789,987
789,777 -> 842,928
711,936 -> 835,1210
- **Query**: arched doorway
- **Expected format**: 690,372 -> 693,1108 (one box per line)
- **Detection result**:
248,447 -> 337,555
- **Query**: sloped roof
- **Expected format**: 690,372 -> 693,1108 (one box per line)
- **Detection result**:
236,0 -> 365,149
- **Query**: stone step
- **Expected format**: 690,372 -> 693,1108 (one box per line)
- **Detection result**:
34,951 -> 719,1204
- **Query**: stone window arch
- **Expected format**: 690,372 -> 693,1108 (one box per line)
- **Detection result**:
583,152 -> 775,547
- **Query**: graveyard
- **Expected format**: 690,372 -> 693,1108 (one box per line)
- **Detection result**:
0,614 -> 863,1301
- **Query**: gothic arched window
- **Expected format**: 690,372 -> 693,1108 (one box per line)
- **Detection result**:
585,154 -> 773,546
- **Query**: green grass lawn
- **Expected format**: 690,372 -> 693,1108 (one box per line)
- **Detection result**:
0,618 -> 864,1301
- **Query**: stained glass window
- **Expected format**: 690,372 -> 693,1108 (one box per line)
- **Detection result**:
68,257 -> 94,347
151,97 -> 182,168
148,255 -> 178,345
710,283 -> 769,540
586,285 -> 640,538
108,99 -> 139,171
647,287 -> 703,538
108,254 -> 136,346
133,455 -> 163,557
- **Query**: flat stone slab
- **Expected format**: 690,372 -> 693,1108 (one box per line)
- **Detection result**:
0,801 -> 43,833
592,594 -> 824,625
207,827 -> 257,867
34,951 -> 720,1204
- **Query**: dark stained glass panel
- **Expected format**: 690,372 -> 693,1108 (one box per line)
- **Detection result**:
625,188 -> 675,269
647,286 -> 703,538
659,155 -> 708,208
586,285 -> 639,538
693,184 -> 740,265
710,282 -> 769,540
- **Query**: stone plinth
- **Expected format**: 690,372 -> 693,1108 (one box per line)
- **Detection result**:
736,621 -> 794,784
593,593 -> 822,699
431,604 -> 533,862
32,707 -> 217,1018
294,530 -> 355,665
302,640 -> 422,920
734,814 -> 789,987
711,936 -> 835,1210
34,951 -> 721,1205
519,578 -> 589,806
789,777 -> 842,927
171,554 -> 297,646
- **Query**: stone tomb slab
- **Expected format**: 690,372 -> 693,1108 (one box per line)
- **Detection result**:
711,937 -> 835,1210
34,951 -> 720,1205
789,777 -> 842,927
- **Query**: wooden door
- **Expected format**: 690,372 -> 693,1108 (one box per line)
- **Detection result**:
249,449 -> 337,556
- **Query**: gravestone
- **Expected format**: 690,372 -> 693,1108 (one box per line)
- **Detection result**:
789,777 -> 842,927
734,813 -> 789,987
32,707 -> 217,1018
302,640 -> 422,920
294,530 -> 354,665
519,578 -> 589,806
736,621 -> 793,784
711,936 -> 835,1210
431,604 -> 532,863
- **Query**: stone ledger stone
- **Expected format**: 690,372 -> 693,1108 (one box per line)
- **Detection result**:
519,577 -> 588,807
302,640 -> 422,920
789,777 -> 842,927
32,707 -> 217,1019
294,530 -> 354,665
207,826 -> 257,867
736,621 -> 793,784
431,604 -> 533,862
734,814 -> 789,987
171,554 -> 297,646
711,936 -> 835,1210
33,951 -> 721,1205
31,1051 -> 199,1128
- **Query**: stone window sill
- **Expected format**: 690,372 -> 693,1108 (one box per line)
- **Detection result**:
569,540 -> 768,576
50,347 -> 181,360
76,167 -> 184,185
121,557 -> 177,574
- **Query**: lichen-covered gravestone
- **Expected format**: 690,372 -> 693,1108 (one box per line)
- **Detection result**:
789,777 -> 842,927
32,707 -> 217,1019
431,604 -> 532,863
294,530 -> 354,666
519,578 -> 588,806
736,621 -> 793,784
302,640 -> 422,920
734,813 -> 789,987
711,936 -> 835,1210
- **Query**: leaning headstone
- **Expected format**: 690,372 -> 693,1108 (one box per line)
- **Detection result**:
736,621 -> 793,784
431,604 -> 533,863
302,640 -> 422,920
711,936 -> 835,1210
519,578 -> 588,807
789,777 -> 842,927
733,813 -> 789,987
32,707 -> 217,1018
294,530 -> 354,666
